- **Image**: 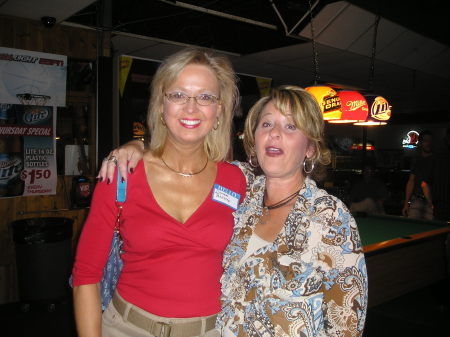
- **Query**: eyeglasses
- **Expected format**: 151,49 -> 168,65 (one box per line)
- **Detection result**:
165,92 -> 220,106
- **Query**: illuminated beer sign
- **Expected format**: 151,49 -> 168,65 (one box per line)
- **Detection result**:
370,96 -> 391,121
354,95 -> 392,126
329,91 -> 368,124
306,86 -> 342,120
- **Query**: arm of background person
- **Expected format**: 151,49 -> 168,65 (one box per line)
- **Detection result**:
402,174 -> 415,216
420,181 -> 433,208
73,284 -> 102,337
98,140 -> 145,184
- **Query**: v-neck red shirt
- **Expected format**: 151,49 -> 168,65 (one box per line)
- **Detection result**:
72,160 -> 246,317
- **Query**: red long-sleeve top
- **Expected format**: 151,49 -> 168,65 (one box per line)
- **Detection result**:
72,160 -> 246,317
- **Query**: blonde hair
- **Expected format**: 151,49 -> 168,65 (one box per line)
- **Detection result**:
147,48 -> 238,161
243,85 -> 331,179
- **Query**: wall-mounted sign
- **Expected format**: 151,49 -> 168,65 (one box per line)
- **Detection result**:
0,104 -> 56,198
402,130 -> 419,148
0,47 -> 67,107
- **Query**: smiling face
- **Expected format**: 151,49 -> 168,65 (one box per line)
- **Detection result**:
254,101 -> 314,180
162,64 -> 221,147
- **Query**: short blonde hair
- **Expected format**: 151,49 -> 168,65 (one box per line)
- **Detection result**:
243,85 -> 331,179
147,47 -> 239,161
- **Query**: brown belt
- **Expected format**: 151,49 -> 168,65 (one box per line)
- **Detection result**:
112,293 -> 217,337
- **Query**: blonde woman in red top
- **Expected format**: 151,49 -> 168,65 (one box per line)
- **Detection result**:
72,48 -> 246,337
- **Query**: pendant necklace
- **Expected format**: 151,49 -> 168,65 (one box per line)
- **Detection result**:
259,188 -> 300,224
161,156 -> 209,177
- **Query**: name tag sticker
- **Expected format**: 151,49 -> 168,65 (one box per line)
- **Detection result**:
212,184 -> 240,210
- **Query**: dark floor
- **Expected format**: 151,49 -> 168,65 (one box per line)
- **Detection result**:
363,281 -> 450,337
0,298 -> 76,337
0,282 -> 449,337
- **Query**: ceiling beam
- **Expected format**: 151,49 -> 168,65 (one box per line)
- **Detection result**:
156,0 -> 277,30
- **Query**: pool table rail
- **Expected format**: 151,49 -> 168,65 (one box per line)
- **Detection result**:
362,223 -> 450,308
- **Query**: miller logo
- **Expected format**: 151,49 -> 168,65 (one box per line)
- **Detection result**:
23,107 -> 50,125
346,100 -> 368,112
370,96 -> 391,121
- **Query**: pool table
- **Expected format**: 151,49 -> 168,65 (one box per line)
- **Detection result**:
354,214 -> 450,308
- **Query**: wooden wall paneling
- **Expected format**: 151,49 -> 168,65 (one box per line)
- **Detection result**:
0,14 -> 105,60
0,13 -> 106,304
0,176 -> 91,303
0,15 -> 14,46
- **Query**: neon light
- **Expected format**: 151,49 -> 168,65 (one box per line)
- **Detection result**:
402,130 -> 419,148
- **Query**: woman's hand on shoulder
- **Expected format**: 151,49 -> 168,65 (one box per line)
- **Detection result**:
97,140 -> 145,183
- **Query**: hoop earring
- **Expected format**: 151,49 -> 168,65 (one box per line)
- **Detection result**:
213,117 -> 220,131
160,113 -> 166,126
303,159 -> 314,174
248,155 -> 258,168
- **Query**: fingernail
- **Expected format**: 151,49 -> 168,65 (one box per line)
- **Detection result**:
130,168 -> 134,174
97,177 -> 103,182
107,178 -> 111,185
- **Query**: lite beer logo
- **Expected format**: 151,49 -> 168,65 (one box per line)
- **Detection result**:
370,96 -> 391,121
0,157 -> 23,181
22,107 -> 50,125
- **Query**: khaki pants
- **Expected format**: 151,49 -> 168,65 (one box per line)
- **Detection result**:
408,198 -> 433,220
102,293 -> 220,337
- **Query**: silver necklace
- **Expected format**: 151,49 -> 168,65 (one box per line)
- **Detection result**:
161,156 -> 209,177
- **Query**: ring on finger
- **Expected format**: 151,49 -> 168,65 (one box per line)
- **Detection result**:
107,155 -> 118,166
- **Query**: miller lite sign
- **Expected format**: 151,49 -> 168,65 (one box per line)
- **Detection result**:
366,95 -> 391,122
330,91 -> 368,123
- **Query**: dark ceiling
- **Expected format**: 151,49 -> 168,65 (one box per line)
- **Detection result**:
67,0 -> 450,55
1,0 -> 449,123
69,0 -> 317,54
61,0 -> 450,123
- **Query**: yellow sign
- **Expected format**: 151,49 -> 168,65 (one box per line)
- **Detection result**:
119,56 -> 133,98
256,77 -> 272,97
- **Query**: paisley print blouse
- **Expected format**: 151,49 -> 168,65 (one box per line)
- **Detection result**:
216,163 -> 368,337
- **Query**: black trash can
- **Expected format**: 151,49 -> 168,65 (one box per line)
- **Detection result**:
11,217 -> 73,303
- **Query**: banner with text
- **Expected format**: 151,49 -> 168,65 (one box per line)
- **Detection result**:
0,103 -> 56,198
0,47 -> 67,107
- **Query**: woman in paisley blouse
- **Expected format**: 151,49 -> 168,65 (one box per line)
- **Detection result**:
216,85 -> 367,337
99,85 -> 368,337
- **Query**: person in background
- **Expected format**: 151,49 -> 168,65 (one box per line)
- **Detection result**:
72,47 -> 246,337
429,127 -> 450,221
101,86 -> 368,337
350,164 -> 387,214
402,130 -> 434,219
